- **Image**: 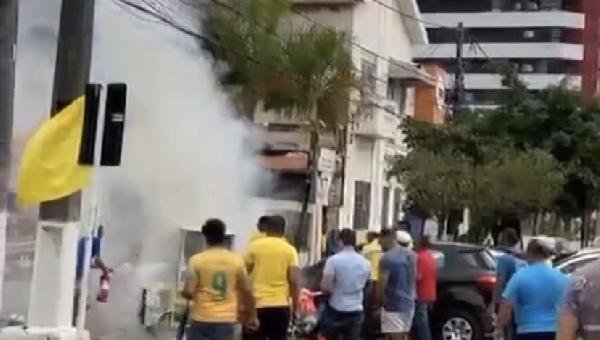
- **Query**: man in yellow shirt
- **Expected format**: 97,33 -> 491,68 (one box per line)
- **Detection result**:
361,231 -> 383,282
185,219 -> 257,340
245,215 -> 299,340
249,215 -> 270,244
361,231 -> 383,337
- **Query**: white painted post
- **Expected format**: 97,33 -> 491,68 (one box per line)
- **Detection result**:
27,222 -> 79,328
0,211 -> 6,313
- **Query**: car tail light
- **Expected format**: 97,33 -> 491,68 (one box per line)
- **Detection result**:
476,274 -> 497,294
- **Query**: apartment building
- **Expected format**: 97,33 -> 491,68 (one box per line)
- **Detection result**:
414,0 -> 600,107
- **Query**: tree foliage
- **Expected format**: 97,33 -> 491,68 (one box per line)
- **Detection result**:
473,149 -> 564,216
391,147 -> 564,222
395,148 -> 474,219
390,70 -> 592,225
207,0 -> 359,134
208,0 -> 289,118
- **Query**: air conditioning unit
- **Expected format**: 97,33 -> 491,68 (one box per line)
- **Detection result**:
526,1 -> 539,10
521,64 -> 534,73
465,92 -> 475,103
523,30 -> 535,39
380,98 -> 400,116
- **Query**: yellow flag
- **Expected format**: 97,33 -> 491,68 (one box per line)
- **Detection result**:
17,96 -> 91,205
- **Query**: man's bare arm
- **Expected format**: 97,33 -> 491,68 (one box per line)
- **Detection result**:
183,271 -> 197,300
490,276 -> 505,312
287,266 -> 300,312
496,300 -> 513,331
557,310 -> 579,340
237,269 -> 257,326
321,272 -> 334,293
375,268 -> 389,308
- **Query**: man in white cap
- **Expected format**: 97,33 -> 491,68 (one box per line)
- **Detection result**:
396,230 -> 413,249
376,229 -> 417,340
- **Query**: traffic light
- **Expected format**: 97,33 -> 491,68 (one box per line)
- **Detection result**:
79,83 -> 101,165
101,83 -> 127,166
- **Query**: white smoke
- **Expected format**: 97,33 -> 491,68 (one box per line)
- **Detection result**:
84,1 -> 267,338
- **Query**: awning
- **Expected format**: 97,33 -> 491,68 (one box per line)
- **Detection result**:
389,59 -> 437,87
261,152 -> 309,173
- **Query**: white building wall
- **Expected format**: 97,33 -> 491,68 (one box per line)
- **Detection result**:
340,0 -> 416,231
414,43 -> 584,60
422,11 -> 585,29
289,2 -> 420,232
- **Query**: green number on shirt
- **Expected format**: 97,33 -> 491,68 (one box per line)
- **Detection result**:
211,271 -> 228,299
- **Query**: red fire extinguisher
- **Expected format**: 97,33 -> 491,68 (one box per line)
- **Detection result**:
96,273 -> 110,303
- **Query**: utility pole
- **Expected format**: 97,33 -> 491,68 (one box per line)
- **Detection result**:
0,0 -> 18,314
39,0 -> 95,221
28,0 -> 95,329
453,22 -> 466,112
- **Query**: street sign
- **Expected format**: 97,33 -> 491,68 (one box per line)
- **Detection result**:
317,148 -> 336,173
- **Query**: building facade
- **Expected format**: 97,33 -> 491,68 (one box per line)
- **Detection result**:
256,0 -> 440,251
414,0 -> 600,107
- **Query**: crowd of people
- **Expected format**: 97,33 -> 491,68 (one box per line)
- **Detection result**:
182,216 -> 438,340
182,217 -> 600,340
492,228 -> 600,340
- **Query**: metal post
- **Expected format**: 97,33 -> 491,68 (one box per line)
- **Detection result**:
0,0 -> 18,314
454,22 -> 466,111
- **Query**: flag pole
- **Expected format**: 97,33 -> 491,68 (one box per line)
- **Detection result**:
75,84 -> 106,334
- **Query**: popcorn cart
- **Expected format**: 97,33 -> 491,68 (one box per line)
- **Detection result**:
140,226 -> 234,337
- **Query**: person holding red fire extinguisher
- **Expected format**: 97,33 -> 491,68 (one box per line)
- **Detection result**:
73,225 -> 112,325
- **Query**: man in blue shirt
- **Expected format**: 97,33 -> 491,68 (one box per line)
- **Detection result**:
376,228 -> 416,340
320,228 -> 371,340
496,238 -> 568,340
492,228 -> 526,340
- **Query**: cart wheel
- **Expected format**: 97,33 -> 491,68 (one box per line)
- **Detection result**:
150,311 -> 180,339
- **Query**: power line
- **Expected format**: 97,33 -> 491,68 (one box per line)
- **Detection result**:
207,0 -> 399,87
114,0 -> 397,113
370,0 -> 453,29
289,6 -> 435,85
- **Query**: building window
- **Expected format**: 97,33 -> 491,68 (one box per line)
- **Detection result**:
387,79 -> 408,116
381,187 -> 390,228
393,188 -> 403,228
362,59 -> 378,94
353,181 -> 371,230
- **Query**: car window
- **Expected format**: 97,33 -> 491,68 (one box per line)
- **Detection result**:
459,249 -> 496,271
560,256 -> 599,274
432,250 -> 445,269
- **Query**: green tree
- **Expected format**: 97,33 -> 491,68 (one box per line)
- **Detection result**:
208,0 -> 290,118
390,148 -> 475,236
207,0 -> 360,247
401,70 -> 600,242
473,149 -> 564,218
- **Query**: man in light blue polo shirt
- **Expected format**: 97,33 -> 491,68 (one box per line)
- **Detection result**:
320,228 -> 371,340
496,239 -> 569,340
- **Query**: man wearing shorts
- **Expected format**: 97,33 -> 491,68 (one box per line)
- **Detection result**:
376,229 -> 417,340
184,219 -> 257,340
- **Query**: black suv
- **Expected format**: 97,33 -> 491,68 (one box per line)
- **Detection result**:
430,242 -> 496,340
300,242 -> 496,340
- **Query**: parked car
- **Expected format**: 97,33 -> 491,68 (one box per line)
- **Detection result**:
554,248 -> 600,275
300,242 -> 496,340
430,242 -> 496,340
